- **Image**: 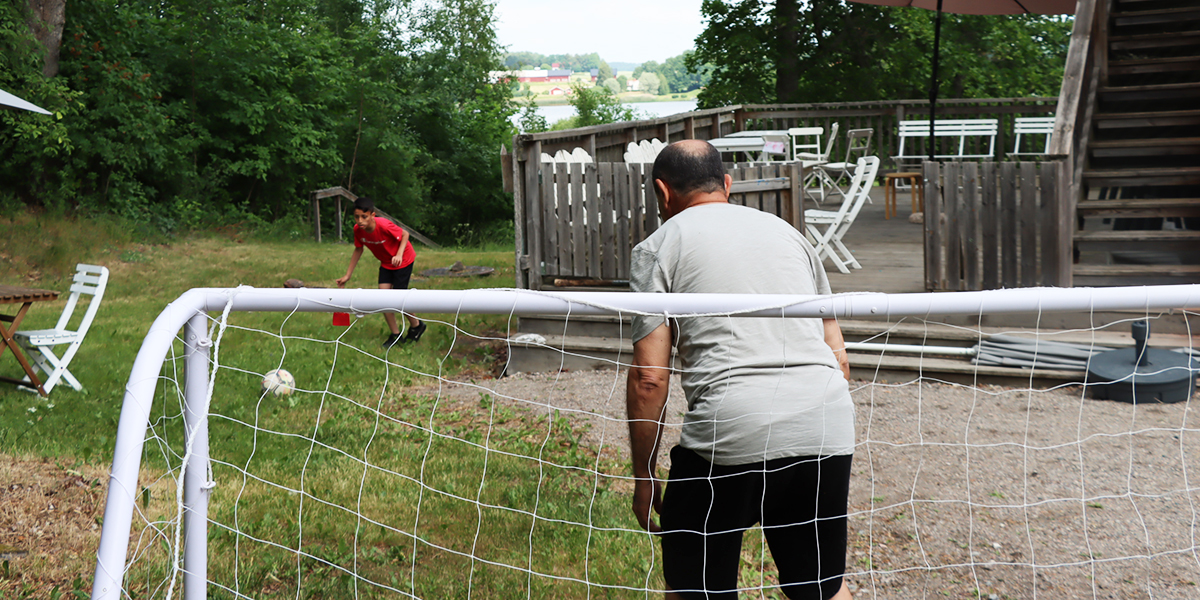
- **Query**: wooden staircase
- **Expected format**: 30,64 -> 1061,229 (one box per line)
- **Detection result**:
1076,0 -> 1200,285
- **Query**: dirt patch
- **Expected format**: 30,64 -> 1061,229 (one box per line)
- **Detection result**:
0,456 -> 107,595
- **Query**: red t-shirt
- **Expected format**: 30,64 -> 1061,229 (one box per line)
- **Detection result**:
354,217 -> 415,270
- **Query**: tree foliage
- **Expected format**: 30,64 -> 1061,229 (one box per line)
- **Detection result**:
1,0 -> 516,241
504,51 -> 606,72
689,0 -> 1072,108
634,51 -> 712,95
567,83 -> 636,128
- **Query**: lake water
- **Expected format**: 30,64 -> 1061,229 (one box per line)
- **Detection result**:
519,99 -> 699,127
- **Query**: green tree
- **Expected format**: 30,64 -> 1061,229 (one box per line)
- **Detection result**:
518,97 -> 548,133
567,83 -> 635,127
602,78 -> 621,95
638,72 -> 661,95
690,0 -> 1071,108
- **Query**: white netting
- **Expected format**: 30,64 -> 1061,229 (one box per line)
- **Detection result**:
108,288 -> 1200,599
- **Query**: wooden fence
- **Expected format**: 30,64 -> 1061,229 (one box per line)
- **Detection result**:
923,160 -> 1071,291
510,98 -> 1058,171
518,162 -> 802,289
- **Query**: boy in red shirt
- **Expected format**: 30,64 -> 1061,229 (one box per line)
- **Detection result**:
336,197 -> 426,348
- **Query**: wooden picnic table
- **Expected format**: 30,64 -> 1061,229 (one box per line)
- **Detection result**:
0,285 -> 60,396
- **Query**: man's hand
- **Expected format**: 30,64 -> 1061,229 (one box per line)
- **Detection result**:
632,476 -> 663,532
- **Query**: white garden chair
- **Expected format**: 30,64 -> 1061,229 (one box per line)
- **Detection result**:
819,128 -> 874,201
15,264 -> 109,393
803,156 -> 879,274
791,124 -> 840,204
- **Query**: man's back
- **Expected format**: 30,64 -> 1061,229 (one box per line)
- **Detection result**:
631,203 -> 853,465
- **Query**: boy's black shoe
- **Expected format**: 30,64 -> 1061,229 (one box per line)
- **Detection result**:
383,333 -> 402,348
404,321 -> 427,343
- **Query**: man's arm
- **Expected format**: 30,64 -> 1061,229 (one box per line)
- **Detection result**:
337,246 -> 364,287
626,322 -> 673,532
823,318 -> 851,381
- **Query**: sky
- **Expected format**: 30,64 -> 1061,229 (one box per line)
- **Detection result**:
492,0 -> 705,65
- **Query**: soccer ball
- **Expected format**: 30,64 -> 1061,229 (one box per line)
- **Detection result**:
261,369 -> 295,396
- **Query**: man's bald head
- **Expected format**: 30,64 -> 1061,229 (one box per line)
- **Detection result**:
652,140 -> 726,200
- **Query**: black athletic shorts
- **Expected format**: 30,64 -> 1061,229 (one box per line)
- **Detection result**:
660,446 -> 853,600
377,263 -> 413,289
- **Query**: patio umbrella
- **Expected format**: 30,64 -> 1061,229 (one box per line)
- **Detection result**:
844,0 -> 1076,160
0,88 -> 51,115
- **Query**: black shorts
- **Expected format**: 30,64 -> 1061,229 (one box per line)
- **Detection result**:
660,446 -> 853,600
377,263 -> 413,289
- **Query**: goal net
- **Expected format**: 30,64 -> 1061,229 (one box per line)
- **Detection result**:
92,285 -> 1200,599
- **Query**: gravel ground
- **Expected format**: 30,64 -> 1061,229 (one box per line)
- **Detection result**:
431,368 -> 1200,599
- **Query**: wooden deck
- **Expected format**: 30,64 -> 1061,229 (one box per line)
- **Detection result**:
822,186 -> 926,294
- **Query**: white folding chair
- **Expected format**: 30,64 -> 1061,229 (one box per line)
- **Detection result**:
792,124 -> 839,203
819,128 -> 874,201
15,264 -> 109,393
803,156 -> 879,274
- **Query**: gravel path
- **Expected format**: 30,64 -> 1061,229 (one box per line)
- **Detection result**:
431,369 -> 1200,599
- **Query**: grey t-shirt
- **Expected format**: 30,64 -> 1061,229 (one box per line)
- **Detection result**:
630,202 -> 854,465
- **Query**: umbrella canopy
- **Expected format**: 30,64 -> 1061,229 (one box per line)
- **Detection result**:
0,88 -> 51,115
844,0 -> 1076,159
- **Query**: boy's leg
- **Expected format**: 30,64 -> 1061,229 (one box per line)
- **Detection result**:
377,283 -> 402,335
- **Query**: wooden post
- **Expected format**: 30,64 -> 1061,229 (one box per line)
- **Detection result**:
710,114 -> 721,140
587,134 -> 597,160
944,162 -> 962,291
1000,161 -> 1019,288
615,163 -> 631,280
1019,161 -> 1039,286
963,162 -> 980,290
684,116 -> 695,140
584,162 -> 600,277
335,196 -> 343,241
980,161 -> 999,290
571,162 -> 587,277
554,162 -> 570,276
1051,159 -> 1074,287
789,163 -> 803,230
923,161 -> 942,291
311,194 -> 321,243
512,136 -> 526,289
599,162 -> 616,279
524,140 -> 543,290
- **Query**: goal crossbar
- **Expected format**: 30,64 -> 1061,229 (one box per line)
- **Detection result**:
91,284 -> 1200,599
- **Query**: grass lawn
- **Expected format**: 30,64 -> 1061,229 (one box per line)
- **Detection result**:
0,217 -> 662,598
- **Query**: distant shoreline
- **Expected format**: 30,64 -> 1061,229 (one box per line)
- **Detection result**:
525,92 -> 700,107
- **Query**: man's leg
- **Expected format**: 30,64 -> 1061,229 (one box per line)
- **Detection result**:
762,454 -> 854,600
660,446 -> 755,599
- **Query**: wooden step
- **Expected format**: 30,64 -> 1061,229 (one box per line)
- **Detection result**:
1099,81 -> 1200,101
1093,108 -> 1200,129
1112,6 -> 1200,27
1077,198 -> 1200,217
1075,229 -> 1200,250
1084,165 -> 1200,186
1108,55 -> 1200,75
1073,264 -> 1200,286
1109,30 -> 1200,51
1090,136 -> 1200,158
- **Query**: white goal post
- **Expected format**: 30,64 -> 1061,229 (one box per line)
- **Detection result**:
91,285 -> 1200,600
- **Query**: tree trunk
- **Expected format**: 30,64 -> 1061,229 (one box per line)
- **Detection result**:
26,0 -> 66,78
774,0 -> 800,104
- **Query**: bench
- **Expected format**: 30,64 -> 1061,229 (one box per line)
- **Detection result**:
1010,116 -> 1056,157
893,119 -> 999,169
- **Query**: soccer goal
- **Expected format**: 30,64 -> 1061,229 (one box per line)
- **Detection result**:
92,285 -> 1199,599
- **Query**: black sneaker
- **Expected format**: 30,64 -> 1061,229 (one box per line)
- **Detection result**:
404,321 -> 427,343
383,333 -> 402,348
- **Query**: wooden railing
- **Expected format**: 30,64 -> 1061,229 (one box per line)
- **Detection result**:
516,162 -> 802,289
509,98 -> 1057,169
923,160 -> 1071,291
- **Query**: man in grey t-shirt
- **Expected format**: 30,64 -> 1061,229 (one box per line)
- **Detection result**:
627,140 -> 854,600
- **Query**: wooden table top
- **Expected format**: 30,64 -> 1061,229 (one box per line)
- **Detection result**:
0,285 -> 59,305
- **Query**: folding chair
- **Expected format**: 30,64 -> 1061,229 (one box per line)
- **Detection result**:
819,128 -> 874,200
791,124 -> 840,204
14,264 -> 109,393
803,156 -> 880,274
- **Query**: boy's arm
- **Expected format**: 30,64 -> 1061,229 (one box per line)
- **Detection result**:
337,247 -> 364,287
390,224 -> 411,267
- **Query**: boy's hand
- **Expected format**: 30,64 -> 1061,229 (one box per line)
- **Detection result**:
391,255 -> 402,267
336,275 -> 349,288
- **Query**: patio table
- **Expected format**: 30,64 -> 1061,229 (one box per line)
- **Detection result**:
0,285 -> 60,396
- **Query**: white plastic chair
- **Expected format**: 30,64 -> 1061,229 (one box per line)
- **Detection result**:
793,124 -> 839,203
819,128 -> 874,200
15,264 -> 109,393
1010,116 -> 1055,157
803,156 -> 879,274
787,127 -> 823,162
